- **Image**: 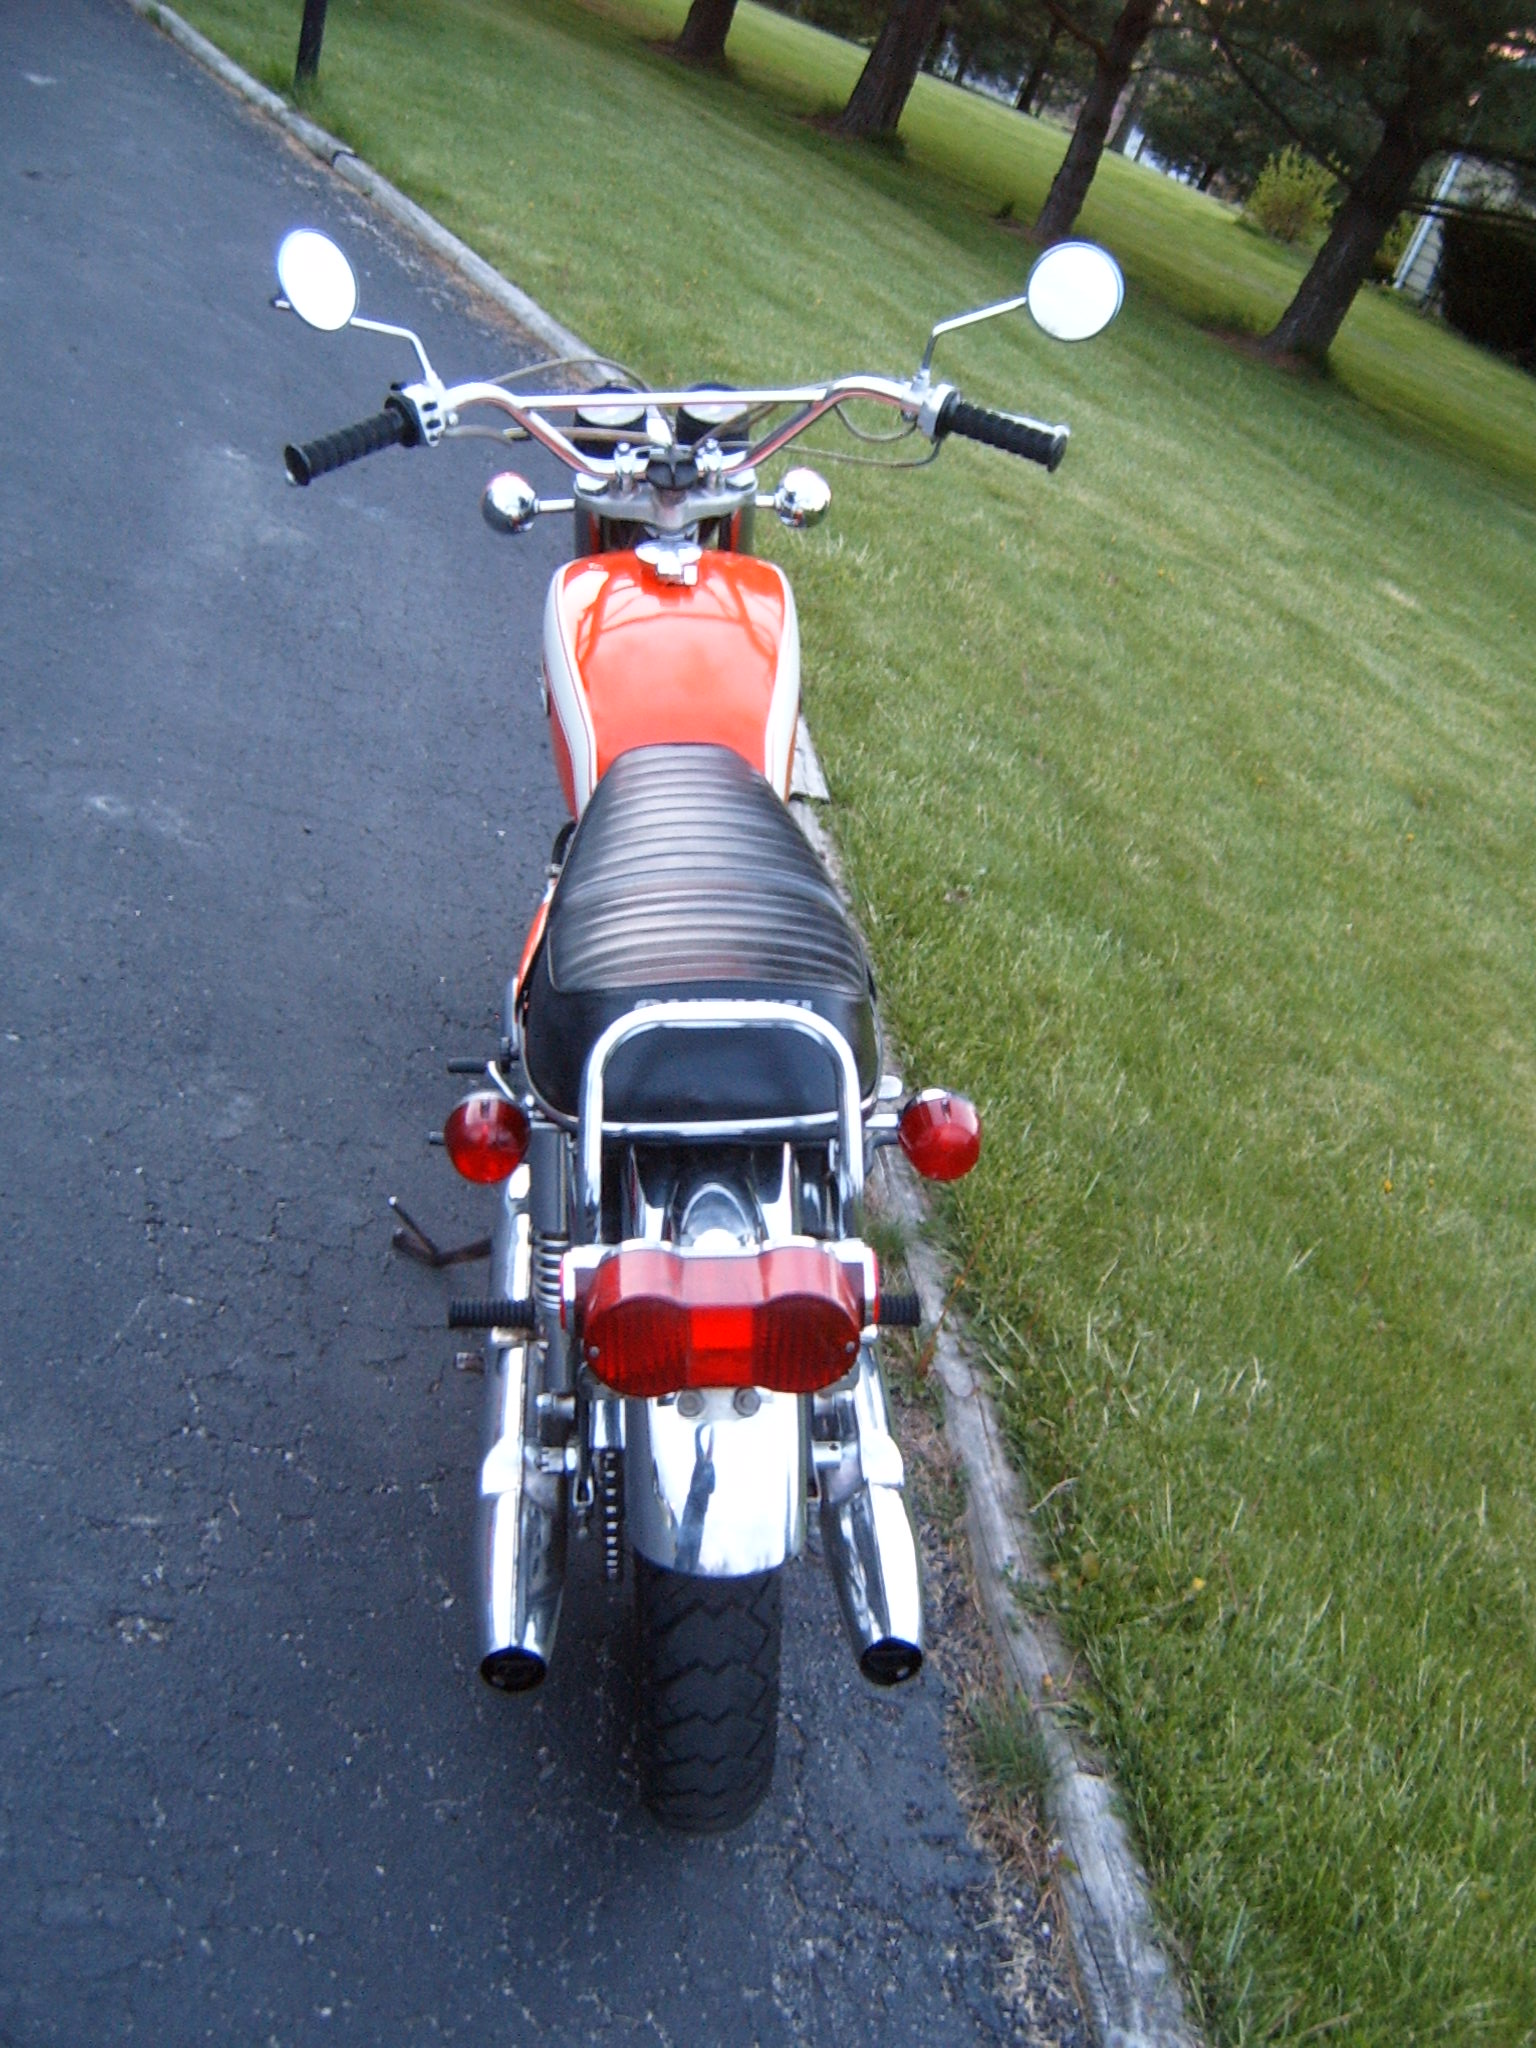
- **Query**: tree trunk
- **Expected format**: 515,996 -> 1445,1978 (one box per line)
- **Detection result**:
1108,63 -> 1152,154
953,43 -> 973,87
1015,23 -> 1059,114
673,0 -> 738,66
1260,105 -> 1426,363
834,0 -> 948,140
1197,162 -> 1217,191
294,0 -> 328,85
1032,0 -> 1161,243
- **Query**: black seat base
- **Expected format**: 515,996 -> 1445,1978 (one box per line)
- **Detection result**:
519,745 -> 879,1123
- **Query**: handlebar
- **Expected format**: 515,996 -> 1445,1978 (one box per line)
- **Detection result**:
433,374 -> 929,482
281,372 -> 1071,496
284,397 -> 418,486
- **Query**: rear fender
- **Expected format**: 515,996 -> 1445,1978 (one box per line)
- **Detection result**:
624,1389 -> 806,1575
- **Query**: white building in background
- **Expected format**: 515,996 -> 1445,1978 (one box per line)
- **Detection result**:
1393,156 -> 1471,301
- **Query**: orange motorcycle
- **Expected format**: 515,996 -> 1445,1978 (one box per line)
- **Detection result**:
274,227 -> 1123,1829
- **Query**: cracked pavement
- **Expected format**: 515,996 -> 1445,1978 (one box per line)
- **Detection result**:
0,4 -> 1086,2042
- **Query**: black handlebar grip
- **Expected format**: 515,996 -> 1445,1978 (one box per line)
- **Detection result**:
936,392 -> 1068,472
284,398 -> 415,487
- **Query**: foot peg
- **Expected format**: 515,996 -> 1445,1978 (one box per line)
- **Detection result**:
448,1296 -> 539,1330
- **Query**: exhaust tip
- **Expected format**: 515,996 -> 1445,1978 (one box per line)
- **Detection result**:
480,1647 -> 547,1694
860,1637 -> 923,1688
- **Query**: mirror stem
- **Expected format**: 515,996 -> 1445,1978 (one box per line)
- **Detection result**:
919,293 -> 1032,382
351,315 -> 439,384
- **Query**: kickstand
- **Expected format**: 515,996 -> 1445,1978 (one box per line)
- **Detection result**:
388,1195 -> 491,1269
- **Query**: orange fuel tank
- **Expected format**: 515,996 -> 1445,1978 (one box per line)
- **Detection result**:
541,551 -> 800,817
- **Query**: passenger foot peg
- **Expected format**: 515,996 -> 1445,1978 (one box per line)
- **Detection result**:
448,1296 -> 539,1331
877,1290 -> 922,1327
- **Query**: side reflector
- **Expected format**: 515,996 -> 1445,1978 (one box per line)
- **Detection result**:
578,1246 -> 866,1398
443,1091 -> 530,1184
897,1089 -> 981,1181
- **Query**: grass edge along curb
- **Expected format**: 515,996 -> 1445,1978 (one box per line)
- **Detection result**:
878,1145 -> 1197,2048
798,797 -> 1200,2048
126,5 -> 1201,2038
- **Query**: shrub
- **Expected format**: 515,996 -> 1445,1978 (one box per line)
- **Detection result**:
1244,147 -> 1336,245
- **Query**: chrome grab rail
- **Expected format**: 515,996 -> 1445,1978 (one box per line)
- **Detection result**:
576,1000 -> 865,1240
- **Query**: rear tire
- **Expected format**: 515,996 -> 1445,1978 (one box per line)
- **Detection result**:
634,1556 -> 781,1832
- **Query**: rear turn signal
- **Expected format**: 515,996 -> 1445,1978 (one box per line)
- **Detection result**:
897,1090 -> 981,1181
444,1091 -> 529,1183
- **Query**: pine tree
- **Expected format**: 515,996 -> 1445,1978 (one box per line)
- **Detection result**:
834,0 -> 951,138
1031,0 -> 1166,242
1206,2 -> 1536,362
674,0 -> 740,65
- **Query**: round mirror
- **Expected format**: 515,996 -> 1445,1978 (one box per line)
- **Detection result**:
276,228 -> 358,333
1025,242 -> 1124,342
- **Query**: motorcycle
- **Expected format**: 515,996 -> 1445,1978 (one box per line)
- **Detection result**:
273,227 -> 1123,1830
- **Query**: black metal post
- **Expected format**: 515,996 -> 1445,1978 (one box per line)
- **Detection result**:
295,0 -> 329,86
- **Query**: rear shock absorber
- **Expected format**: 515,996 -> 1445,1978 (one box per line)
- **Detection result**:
528,1121 -> 570,1336
531,1230 -> 568,1328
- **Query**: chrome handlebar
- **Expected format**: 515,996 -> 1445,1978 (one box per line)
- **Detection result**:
433,373 -> 940,479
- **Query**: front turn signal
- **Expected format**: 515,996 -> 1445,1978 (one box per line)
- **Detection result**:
444,1091 -> 530,1183
897,1089 -> 981,1181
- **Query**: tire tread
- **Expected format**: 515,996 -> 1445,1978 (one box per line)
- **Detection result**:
635,1558 -> 780,1832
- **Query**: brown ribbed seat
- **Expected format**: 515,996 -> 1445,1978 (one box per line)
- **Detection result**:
519,744 -> 879,1121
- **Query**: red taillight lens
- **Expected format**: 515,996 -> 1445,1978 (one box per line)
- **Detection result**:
443,1091 -> 529,1183
578,1246 -> 865,1398
897,1089 -> 981,1181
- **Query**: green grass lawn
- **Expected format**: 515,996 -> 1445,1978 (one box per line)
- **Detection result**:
168,0 -> 1536,2037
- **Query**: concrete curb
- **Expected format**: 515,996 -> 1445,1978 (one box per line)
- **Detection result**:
127,0 -> 590,362
127,5 -> 1198,2039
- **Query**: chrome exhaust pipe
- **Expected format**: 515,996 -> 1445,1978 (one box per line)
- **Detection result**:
475,1174 -> 567,1691
816,1354 -> 924,1686
476,1330 -> 566,1688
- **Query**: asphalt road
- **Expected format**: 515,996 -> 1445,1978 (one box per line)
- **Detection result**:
0,5 -> 1083,2042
